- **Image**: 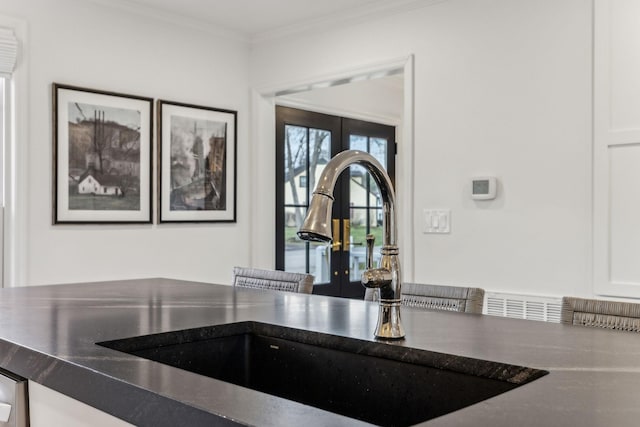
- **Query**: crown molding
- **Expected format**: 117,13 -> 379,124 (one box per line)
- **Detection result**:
251,0 -> 448,45
85,0 -> 250,44
84,0 -> 447,46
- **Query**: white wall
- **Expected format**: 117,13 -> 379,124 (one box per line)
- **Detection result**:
250,0 -> 593,298
2,0 -> 251,286
1,0 -> 597,299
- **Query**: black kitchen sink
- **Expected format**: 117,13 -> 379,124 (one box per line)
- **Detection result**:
98,321 -> 546,426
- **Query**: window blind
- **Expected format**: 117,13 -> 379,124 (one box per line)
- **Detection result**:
0,28 -> 17,75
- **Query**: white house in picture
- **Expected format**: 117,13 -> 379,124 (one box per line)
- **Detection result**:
78,170 -> 122,196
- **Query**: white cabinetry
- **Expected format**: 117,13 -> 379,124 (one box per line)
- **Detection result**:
29,381 -> 132,427
594,0 -> 640,297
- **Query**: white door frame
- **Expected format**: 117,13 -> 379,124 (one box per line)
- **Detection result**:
249,55 -> 416,282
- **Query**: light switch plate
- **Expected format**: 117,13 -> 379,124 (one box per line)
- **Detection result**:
423,209 -> 451,233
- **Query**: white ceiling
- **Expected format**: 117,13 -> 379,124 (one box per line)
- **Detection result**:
104,0 -> 435,40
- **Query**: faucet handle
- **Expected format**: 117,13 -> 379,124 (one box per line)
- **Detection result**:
361,268 -> 392,288
362,234 -> 391,288
365,234 -> 375,269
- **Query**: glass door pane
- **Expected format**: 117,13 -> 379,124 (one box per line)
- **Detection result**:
342,118 -> 395,296
347,135 -> 388,281
281,123 -> 332,283
349,208 -> 384,281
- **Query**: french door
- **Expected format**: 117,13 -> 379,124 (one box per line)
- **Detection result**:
275,106 -> 395,298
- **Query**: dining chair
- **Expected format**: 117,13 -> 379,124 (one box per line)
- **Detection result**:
232,267 -> 314,294
365,282 -> 485,314
561,296 -> 640,332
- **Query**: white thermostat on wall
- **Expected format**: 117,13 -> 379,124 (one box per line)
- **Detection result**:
471,176 -> 497,200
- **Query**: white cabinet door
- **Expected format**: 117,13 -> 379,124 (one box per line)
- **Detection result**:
594,0 -> 640,297
28,381 -> 133,427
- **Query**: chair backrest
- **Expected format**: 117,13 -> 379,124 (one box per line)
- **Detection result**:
232,267 -> 314,294
364,282 -> 485,314
561,296 -> 640,332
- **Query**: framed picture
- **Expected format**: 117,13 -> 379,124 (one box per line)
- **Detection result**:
157,100 -> 237,223
53,83 -> 153,224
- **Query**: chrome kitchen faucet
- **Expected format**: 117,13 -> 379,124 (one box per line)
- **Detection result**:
297,150 -> 405,339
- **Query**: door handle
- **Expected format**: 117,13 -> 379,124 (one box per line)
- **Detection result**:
332,219 -> 341,251
342,219 -> 350,251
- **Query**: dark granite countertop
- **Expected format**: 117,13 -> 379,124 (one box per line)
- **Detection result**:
0,278 -> 639,426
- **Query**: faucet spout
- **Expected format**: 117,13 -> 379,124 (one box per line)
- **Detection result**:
297,150 -> 405,339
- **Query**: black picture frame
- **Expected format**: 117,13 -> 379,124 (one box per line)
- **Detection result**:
52,83 -> 153,224
157,99 -> 237,223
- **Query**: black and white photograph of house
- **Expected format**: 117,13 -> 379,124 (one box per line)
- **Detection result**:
169,114 -> 227,211
67,102 -> 142,211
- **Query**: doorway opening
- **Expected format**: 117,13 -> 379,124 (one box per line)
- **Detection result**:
275,106 -> 396,298
251,56 -> 414,290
